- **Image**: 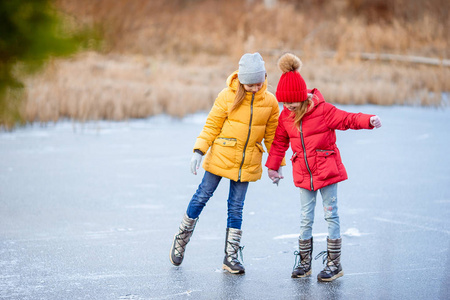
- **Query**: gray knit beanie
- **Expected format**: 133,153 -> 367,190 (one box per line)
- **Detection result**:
238,52 -> 266,84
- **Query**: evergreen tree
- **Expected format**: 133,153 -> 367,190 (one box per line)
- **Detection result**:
0,0 -> 98,128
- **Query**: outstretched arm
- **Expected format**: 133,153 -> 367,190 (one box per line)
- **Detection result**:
323,102 -> 378,130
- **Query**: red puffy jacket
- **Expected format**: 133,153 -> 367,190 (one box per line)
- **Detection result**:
265,88 -> 374,191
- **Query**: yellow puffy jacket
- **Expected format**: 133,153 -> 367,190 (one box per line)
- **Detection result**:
193,71 -> 281,182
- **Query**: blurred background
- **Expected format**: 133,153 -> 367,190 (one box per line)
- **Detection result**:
1,0 -> 449,129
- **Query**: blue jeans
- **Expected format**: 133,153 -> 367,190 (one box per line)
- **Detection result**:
186,171 -> 249,229
299,183 -> 341,240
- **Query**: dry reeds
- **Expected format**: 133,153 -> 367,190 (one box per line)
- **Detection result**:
22,52 -> 233,123
55,0 -> 448,58
18,0 -> 450,125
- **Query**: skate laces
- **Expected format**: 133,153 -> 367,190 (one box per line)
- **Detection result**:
174,228 -> 192,256
315,250 -> 340,273
293,250 -> 309,271
227,241 -> 244,264
238,245 -> 245,264
293,251 -> 301,271
314,250 -> 328,264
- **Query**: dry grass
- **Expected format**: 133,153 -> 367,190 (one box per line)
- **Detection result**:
22,52 -> 233,122
18,0 -> 450,124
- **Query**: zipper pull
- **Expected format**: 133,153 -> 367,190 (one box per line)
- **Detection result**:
291,152 -> 298,162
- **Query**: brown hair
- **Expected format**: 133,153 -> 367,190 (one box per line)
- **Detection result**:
292,94 -> 316,130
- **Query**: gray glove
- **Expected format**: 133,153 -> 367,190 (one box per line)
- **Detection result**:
190,152 -> 203,175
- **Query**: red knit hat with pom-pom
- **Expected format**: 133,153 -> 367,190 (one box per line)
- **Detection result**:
275,53 -> 308,102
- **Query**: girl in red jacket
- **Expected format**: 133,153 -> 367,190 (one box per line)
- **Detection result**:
265,53 -> 382,282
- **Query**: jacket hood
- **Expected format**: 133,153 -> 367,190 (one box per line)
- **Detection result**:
227,71 -> 268,95
309,88 -> 325,106
304,88 -> 325,115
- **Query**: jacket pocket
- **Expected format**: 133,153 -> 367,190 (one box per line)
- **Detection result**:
291,152 -> 304,183
316,149 -> 339,180
250,142 -> 265,166
214,137 -> 237,147
212,137 -> 237,168
255,142 -> 265,153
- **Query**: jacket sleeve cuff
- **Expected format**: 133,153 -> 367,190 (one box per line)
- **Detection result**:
194,149 -> 204,155
266,156 -> 284,170
368,115 -> 375,129
193,138 -> 210,154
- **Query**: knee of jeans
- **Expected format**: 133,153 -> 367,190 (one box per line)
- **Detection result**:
190,192 -> 210,207
301,210 -> 308,219
324,207 -> 339,220
194,187 -> 214,200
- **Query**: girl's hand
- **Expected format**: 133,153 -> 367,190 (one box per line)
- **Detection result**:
268,168 -> 284,185
190,152 -> 203,175
278,166 -> 284,178
370,116 -> 382,128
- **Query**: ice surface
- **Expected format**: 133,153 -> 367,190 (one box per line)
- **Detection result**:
1,105 -> 449,299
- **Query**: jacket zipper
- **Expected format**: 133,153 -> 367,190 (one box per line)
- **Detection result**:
238,93 -> 255,181
300,120 -> 314,191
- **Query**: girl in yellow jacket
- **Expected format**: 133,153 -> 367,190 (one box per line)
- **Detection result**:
170,53 -> 280,274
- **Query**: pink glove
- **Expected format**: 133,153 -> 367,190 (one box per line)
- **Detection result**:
370,116 -> 382,128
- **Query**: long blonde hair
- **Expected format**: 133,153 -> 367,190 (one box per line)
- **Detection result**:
230,83 -> 246,113
292,94 -> 316,130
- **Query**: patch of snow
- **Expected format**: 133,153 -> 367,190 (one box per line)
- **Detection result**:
182,113 -> 208,125
343,228 -> 362,237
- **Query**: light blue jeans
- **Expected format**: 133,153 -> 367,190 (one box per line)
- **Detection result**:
186,171 -> 249,229
299,183 -> 341,240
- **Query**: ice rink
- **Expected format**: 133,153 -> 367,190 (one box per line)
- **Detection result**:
1,104 -> 449,299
